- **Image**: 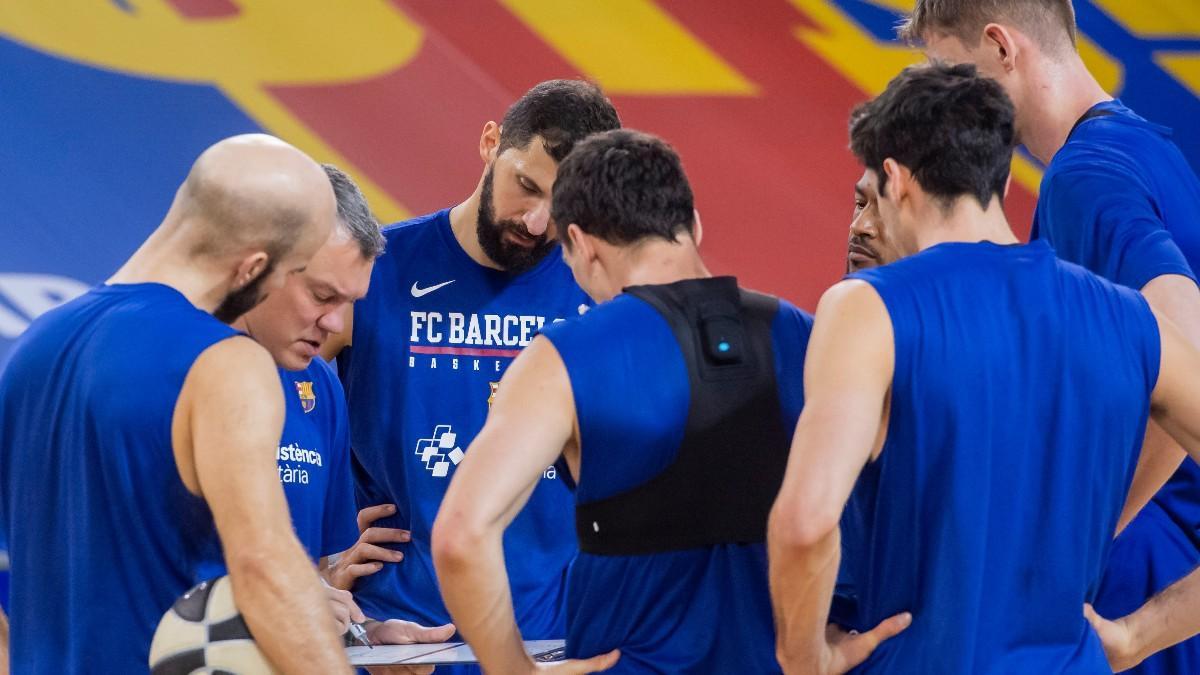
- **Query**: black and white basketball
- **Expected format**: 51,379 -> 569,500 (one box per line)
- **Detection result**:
149,575 -> 277,675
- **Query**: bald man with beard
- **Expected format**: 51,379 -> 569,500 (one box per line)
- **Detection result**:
0,134 -> 353,674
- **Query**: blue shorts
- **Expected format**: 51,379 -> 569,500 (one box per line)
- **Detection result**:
1095,500 -> 1200,674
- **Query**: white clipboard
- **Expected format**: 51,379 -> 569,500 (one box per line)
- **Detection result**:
346,639 -> 566,666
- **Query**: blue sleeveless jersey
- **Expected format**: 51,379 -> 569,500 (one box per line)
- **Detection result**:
0,283 -> 237,674
844,241 -> 1160,674
338,209 -> 588,637
1032,100 -> 1200,673
195,357 -> 358,582
540,289 -> 812,673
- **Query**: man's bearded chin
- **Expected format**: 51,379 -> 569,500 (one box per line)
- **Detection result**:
476,168 -> 554,274
214,262 -> 275,324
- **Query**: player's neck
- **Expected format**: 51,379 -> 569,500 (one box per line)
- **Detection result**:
229,314 -> 250,334
448,190 -> 503,271
914,196 -> 1018,252
108,228 -> 237,315
1021,55 -> 1112,164
618,238 -> 711,289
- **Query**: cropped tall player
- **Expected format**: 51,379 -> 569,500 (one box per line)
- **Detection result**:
907,2 -> 1200,670
322,80 -> 620,641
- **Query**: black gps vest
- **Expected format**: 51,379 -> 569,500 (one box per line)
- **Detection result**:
574,276 -> 791,556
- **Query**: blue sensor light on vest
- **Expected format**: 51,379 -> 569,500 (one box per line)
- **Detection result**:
700,309 -> 743,364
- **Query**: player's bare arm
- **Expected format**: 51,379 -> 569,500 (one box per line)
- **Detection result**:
1,605 -> 8,675
768,280 -> 909,675
432,336 -> 618,674
1117,275 -> 1200,533
174,336 -> 351,674
1087,308 -> 1200,669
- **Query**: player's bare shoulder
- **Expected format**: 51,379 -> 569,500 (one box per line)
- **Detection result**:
172,335 -> 281,493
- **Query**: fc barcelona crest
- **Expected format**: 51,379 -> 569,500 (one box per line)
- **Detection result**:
295,381 -> 316,414
488,381 -> 500,408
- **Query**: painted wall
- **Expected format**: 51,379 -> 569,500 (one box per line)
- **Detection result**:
0,0 -> 1197,348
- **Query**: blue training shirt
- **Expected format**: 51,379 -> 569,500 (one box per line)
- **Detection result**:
1033,99 -> 1200,551
1032,100 -> 1199,290
842,240 -> 1160,674
274,359 -> 358,561
540,285 -> 812,673
0,283 -> 237,674
338,209 -> 589,637
196,357 -> 358,582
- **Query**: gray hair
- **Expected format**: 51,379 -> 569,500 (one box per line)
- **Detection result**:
322,164 -> 385,259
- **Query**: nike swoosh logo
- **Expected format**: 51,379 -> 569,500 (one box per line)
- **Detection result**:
411,280 -> 455,298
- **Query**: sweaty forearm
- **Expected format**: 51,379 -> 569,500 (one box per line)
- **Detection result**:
1125,565 -> 1200,665
435,529 -> 531,673
768,516 -> 841,673
228,540 -> 351,675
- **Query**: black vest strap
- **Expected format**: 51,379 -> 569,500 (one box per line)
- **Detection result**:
574,277 -> 790,556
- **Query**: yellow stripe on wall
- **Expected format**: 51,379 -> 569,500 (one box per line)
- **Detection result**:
1091,0 -> 1200,38
0,0 -> 423,221
500,0 -> 756,95
1158,54 -> 1200,99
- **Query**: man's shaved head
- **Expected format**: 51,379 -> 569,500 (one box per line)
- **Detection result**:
155,134 -> 336,323
175,134 -> 335,264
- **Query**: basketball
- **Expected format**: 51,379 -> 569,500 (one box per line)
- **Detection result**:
149,576 -> 275,675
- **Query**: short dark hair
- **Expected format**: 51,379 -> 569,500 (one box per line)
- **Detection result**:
849,63 -> 1015,211
322,164 -> 384,259
900,0 -> 1077,51
497,80 -> 621,163
552,129 -> 695,247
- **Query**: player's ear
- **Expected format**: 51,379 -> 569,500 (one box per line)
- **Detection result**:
881,158 -> 909,205
479,121 -> 501,164
566,224 -> 595,263
692,209 -> 704,247
233,251 -> 270,290
982,23 -> 1019,73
